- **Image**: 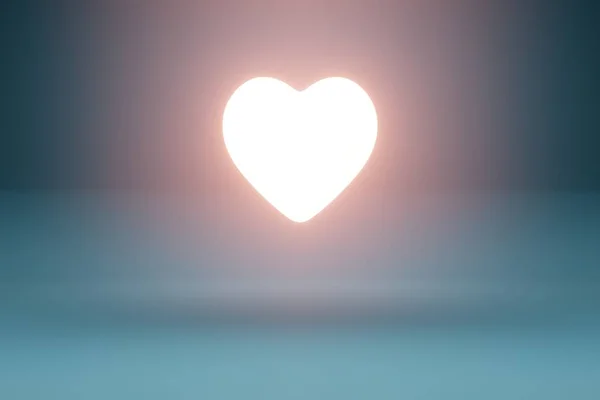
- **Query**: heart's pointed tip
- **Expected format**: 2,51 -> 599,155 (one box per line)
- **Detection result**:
283,214 -> 317,224
279,208 -> 322,223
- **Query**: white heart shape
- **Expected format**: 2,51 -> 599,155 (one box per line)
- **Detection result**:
223,77 -> 378,223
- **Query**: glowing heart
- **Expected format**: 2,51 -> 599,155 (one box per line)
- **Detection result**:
223,77 -> 378,223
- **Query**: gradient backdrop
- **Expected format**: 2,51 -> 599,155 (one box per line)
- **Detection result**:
2,1 -> 600,398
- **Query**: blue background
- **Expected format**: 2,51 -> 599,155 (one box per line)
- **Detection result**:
2,1 -> 600,398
